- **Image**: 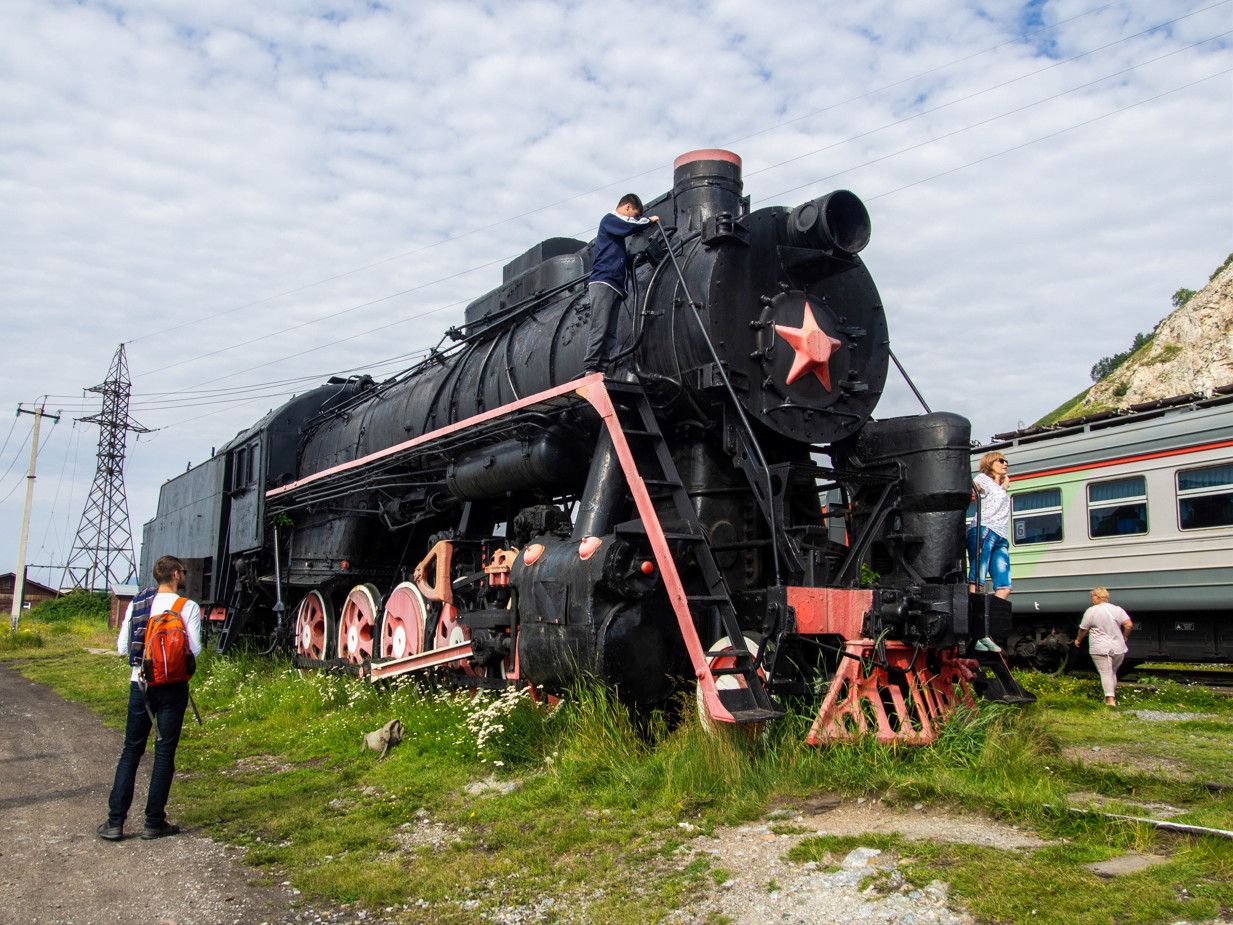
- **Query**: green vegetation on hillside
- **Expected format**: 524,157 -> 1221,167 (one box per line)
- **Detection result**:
1032,251 -> 1233,429
1089,329 -> 1155,382
2,603 -> 1231,924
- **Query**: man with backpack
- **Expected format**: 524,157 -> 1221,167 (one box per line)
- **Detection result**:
98,555 -> 202,841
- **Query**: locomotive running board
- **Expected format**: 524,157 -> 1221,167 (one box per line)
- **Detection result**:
368,641 -> 475,682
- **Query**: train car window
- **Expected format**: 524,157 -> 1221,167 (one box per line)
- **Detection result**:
1088,476 -> 1148,538
247,443 -> 258,485
233,447 -> 247,491
1011,488 -> 1063,544
1177,463 -> 1233,530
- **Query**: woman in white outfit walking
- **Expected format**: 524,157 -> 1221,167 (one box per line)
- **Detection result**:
1074,587 -> 1134,706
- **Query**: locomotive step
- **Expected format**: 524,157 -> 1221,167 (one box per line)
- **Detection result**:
687,594 -> 729,603
640,477 -> 684,489
709,664 -> 756,677
724,706 -> 787,724
714,683 -> 785,724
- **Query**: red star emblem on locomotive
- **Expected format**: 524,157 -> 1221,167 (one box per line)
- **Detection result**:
773,301 -> 843,390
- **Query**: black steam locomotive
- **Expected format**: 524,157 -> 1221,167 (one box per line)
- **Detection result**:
140,149 -> 1029,743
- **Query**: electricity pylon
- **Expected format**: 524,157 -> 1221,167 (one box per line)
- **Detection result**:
62,344 -> 150,591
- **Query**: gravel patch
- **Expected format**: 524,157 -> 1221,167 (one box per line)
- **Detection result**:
1067,791 -> 1187,819
1062,743 -> 1185,778
393,808 -> 463,852
1129,710 -> 1216,723
670,835 -> 970,925
667,802 -> 1047,924
789,799 -> 1049,850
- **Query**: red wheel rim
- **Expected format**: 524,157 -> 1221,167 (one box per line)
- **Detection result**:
380,582 -> 426,660
294,591 -> 331,660
338,584 -> 380,664
433,606 -> 479,675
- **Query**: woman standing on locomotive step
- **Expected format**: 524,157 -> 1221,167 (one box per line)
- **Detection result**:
969,452 -> 1012,649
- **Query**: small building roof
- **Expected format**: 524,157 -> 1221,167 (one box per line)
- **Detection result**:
0,573 -> 59,596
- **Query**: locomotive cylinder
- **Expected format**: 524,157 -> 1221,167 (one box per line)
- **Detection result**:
445,428 -> 580,500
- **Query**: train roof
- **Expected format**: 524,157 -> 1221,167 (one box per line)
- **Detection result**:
973,386 -> 1233,476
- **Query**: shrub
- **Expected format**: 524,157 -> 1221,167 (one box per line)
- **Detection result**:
27,590 -> 110,625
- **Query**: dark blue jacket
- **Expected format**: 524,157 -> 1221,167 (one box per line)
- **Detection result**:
588,212 -> 651,295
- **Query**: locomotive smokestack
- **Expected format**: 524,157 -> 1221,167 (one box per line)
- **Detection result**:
672,149 -> 743,231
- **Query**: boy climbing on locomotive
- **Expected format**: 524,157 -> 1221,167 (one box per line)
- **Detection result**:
582,193 -> 659,375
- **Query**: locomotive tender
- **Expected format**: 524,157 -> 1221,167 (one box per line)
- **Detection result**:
140,149 -> 1029,743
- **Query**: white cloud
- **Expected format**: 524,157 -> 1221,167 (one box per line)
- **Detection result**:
1,0 -> 1230,585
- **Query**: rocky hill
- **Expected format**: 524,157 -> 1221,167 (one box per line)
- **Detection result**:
1037,254 -> 1233,426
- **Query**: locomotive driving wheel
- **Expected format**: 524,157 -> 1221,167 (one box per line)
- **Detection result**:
338,583 -> 381,664
379,582 -> 428,660
433,607 -> 480,676
294,590 -> 336,663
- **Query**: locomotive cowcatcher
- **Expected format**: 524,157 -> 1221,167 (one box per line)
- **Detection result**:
140,149 -> 1032,744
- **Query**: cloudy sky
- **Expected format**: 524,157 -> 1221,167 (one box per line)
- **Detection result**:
2,0 -> 1230,587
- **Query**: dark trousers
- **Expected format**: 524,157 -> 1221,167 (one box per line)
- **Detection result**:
107,680 -> 189,827
583,283 -> 626,371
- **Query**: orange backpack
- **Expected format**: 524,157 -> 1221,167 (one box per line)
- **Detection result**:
141,597 -> 196,686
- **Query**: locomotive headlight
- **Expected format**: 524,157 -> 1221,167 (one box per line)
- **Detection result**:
787,190 -> 871,255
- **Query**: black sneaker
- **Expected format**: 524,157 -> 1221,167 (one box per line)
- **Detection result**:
97,821 -> 124,841
141,821 -> 181,840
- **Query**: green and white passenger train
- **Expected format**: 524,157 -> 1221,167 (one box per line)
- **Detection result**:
974,387 -> 1233,669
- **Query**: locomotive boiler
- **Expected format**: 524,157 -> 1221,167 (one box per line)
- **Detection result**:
140,149 -> 1031,743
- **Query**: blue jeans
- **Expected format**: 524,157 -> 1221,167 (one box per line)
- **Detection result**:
107,681 -> 189,827
967,526 -> 1011,590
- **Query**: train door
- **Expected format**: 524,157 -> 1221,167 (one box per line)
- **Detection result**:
227,438 -> 264,552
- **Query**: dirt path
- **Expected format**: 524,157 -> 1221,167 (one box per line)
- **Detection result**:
0,663 -> 358,925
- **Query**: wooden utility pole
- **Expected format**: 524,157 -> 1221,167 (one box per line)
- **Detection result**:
11,404 -> 60,631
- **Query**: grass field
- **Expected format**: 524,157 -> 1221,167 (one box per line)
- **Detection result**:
3,598 -> 1231,924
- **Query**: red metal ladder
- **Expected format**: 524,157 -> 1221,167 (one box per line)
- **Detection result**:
579,378 -> 783,725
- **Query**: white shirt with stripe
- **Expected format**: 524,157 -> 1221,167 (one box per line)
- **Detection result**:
116,592 -> 204,683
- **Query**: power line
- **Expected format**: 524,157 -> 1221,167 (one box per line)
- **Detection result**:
755,43 -> 1232,204
143,29 -> 1233,411
122,4 -> 1230,400
0,414 -> 19,463
863,67 -> 1233,202
120,0 -> 1127,353
30,8 -> 1226,433
0,422 -> 34,497
60,51 -> 1230,434
0,417 -> 58,506
36,420 -> 75,558
745,3 -> 1232,181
